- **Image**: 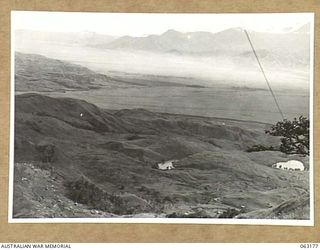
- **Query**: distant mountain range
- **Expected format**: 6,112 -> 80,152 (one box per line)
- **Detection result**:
103,24 -> 310,57
16,23 -> 310,55
15,23 -> 310,71
105,28 -> 248,54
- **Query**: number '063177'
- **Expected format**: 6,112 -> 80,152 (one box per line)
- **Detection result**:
300,244 -> 319,248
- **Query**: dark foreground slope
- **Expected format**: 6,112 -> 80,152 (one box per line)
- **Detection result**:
13,93 -> 310,219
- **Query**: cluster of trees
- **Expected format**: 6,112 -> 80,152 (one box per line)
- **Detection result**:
248,116 -> 309,156
266,116 -> 309,156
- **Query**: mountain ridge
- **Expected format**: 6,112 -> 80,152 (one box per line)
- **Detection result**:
103,26 -> 310,56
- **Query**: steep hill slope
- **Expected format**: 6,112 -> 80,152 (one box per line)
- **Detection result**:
13,94 -> 310,219
15,52 -> 114,92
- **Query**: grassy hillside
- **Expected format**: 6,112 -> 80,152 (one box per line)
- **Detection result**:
15,52 -> 113,92
13,93 -> 310,219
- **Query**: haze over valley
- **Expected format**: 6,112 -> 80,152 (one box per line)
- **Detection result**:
15,25 -> 310,90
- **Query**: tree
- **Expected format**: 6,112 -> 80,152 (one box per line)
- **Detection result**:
265,116 -> 309,155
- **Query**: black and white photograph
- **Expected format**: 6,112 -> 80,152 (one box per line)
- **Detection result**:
10,11 -> 314,224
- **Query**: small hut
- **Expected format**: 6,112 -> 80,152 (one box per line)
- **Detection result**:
157,160 -> 176,170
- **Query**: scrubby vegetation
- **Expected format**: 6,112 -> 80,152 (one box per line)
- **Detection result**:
65,176 -> 152,215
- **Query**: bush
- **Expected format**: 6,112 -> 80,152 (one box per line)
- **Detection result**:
246,145 -> 278,152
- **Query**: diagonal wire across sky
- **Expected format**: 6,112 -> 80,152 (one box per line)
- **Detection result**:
240,19 -> 285,120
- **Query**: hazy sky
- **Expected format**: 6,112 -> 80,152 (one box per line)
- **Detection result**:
12,11 -> 313,36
